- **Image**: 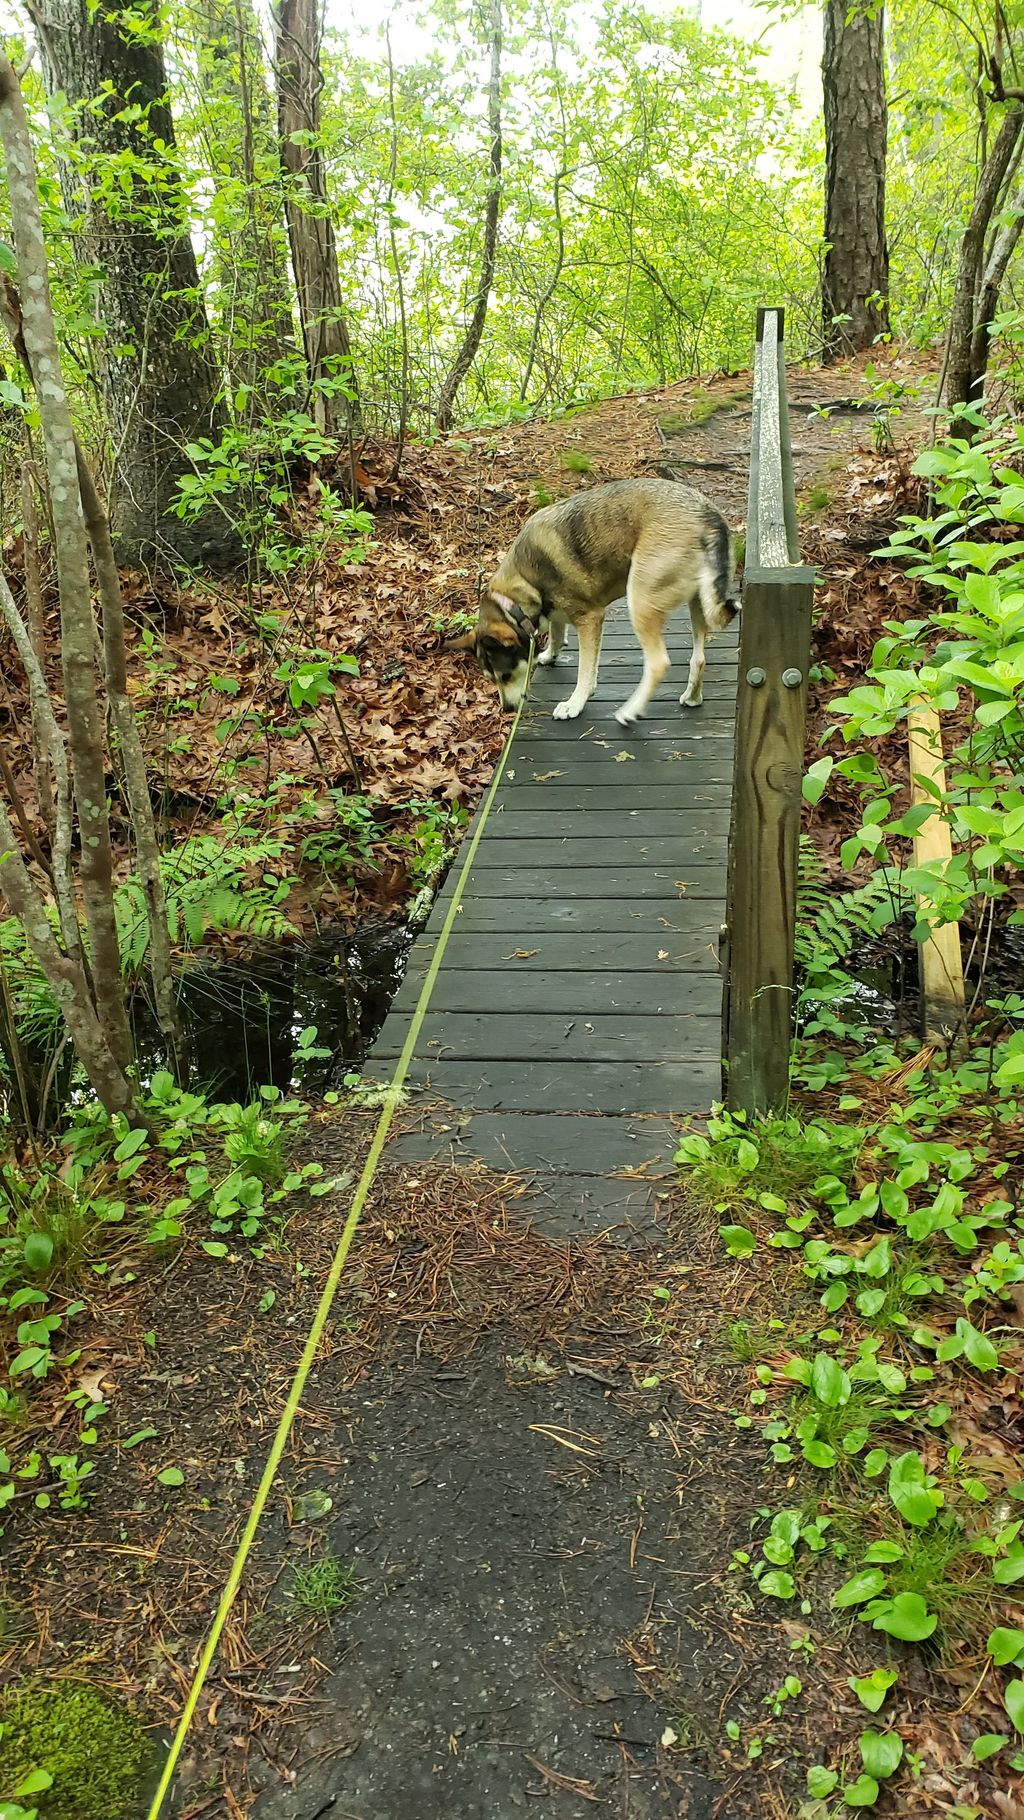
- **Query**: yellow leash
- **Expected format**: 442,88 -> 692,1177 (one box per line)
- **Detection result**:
146,678 -> 529,1818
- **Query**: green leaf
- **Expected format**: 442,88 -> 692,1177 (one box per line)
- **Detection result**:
122,1427 -> 157,1450
22,1232 -> 54,1272
1005,1679 -> 1024,1732
811,1352 -> 850,1407
833,1569 -> 887,1609
887,1451 -> 943,1527
758,1570 -> 795,1599
843,1773 -> 881,1807
201,1240 -> 229,1258
972,1734 -> 1007,1763
156,1466 -> 184,1487
806,1765 -> 839,1797
719,1224 -> 756,1257
871,1592 -> 936,1641
849,1668 -> 898,1712
15,1769 -> 54,1796
988,1627 -> 1024,1667
859,1729 -> 903,1779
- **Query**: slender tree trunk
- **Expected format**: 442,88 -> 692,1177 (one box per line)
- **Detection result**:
822,0 -> 890,358
944,105 -> 1024,427
74,449 -> 189,1084
435,0 -> 503,433
198,0 -> 296,400
274,0 -> 360,438
0,52 -> 137,1114
25,0 -> 239,572
967,184 -> 1024,404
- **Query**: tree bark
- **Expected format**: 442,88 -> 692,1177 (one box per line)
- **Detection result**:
435,0 -> 503,433
0,51 -> 137,1113
197,0 -> 296,402
0,77 -> 134,1082
274,0 -> 360,438
822,0 -> 890,359
944,105 -> 1024,426
25,0 -> 239,572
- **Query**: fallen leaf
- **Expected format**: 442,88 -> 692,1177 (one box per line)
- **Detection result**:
503,948 -> 539,959
657,948 -> 669,960
532,769 -> 564,781
615,750 -> 635,762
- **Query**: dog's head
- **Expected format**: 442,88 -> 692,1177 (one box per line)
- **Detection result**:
445,589 -> 537,713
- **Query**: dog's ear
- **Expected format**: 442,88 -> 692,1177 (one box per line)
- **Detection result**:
442,628 -> 476,653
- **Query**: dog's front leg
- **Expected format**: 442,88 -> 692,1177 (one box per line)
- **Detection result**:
537,611 -> 567,668
552,613 -> 602,720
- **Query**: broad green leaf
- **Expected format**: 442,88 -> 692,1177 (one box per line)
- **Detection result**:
988,1627 -> 1024,1667
156,1466 -> 184,1487
806,1765 -> 838,1797
843,1773 -> 880,1807
1005,1679 -> 1024,1732
849,1668 -> 898,1713
870,1592 -> 936,1641
859,1729 -> 903,1779
972,1734 -> 1007,1762
759,1570 -> 795,1599
811,1352 -> 850,1408
719,1224 -> 756,1258
832,1569 -> 887,1609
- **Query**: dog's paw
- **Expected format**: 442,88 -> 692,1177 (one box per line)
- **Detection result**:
553,697 -> 585,721
537,647 -> 558,668
679,690 -> 703,709
615,704 -> 641,728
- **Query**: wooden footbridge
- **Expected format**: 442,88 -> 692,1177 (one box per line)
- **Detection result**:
367,311 -> 814,1228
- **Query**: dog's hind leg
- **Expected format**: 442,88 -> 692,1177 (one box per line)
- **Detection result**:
615,587 -> 671,727
553,612 -> 603,720
538,611 -> 567,668
680,600 -> 707,708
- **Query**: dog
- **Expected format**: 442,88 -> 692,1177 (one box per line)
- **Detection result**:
446,478 -> 739,724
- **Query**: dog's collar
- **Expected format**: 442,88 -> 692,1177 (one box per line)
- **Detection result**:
492,592 -> 538,645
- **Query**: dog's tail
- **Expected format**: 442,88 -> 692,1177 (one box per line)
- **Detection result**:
701,511 -> 741,632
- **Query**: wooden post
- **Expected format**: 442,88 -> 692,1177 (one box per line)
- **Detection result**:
907,703 -> 966,1042
724,309 -> 815,1115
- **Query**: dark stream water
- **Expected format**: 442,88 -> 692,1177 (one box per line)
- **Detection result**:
131,921 -> 411,1101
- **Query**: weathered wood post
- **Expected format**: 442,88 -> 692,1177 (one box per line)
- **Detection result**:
724,308 -> 815,1114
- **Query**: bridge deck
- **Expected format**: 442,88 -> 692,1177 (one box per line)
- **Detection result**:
366,602 -> 737,1227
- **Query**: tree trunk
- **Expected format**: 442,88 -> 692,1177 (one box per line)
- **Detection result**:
944,105 -> 1024,428
25,0 -> 239,572
198,0 -> 296,402
822,0 -> 890,359
435,0 -> 503,433
274,0 -> 360,438
0,51 -> 137,1114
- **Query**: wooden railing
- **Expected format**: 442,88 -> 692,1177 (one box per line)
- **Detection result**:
723,308 -> 815,1113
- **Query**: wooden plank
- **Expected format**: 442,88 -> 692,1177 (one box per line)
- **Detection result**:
468,838 -> 728,867
364,1058 -> 723,1113
508,738 -> 734,765
472,819 -> 720,844
513,722 -> 735,742
391,969 -> 722,1016
483,811 -> 722,837
490,786 -> 733,811
405,931 -> 723,972
753,308 -> 790,569
435,865 -> 725,901
435,897 -> 723,933
501,764 -> 734,790
388,1111 -> 677,1176
374,1011 -> 720,1062
907,703 -> 965,1041
725,572 -> 814,1113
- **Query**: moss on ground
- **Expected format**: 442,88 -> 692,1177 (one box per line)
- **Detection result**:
0,1678 -> 151,1819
